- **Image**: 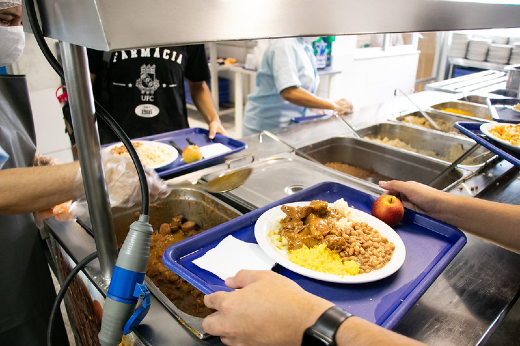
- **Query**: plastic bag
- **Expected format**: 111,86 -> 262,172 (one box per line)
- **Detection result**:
74,149 -> 171,217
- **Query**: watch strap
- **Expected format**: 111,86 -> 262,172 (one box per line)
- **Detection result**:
302,306 -> 353,346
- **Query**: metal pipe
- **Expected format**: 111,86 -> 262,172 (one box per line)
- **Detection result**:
59,42 -> 117,280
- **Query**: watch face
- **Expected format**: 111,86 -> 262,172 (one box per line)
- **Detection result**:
302,328 -> 333,346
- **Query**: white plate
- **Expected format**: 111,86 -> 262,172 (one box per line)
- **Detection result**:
254,201 -> 406,284
105,140 -> 178,169
480,122 -> 520,153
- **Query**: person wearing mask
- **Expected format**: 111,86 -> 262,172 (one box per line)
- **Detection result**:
201,180 -> 520,346
0,3 -> 171,343
242,37 -> 354,136
84,46 -> 228,145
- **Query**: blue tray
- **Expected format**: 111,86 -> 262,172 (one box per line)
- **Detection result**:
291,114 -> 329,123
454,121 -> 520,168
105,128 -> 246,178
163,182 -> 466,329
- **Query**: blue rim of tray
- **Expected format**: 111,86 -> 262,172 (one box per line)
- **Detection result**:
163,181 -> 466,329
454,121 -> 520,168
103,128 -> 247,178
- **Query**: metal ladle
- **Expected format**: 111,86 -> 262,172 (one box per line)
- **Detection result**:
395,89 -> 442,131
168,167 -> 253,193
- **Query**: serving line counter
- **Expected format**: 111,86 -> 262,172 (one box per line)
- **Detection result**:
46,90 -> 520,346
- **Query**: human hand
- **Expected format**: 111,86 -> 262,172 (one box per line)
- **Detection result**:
379,180 -> 447,218
203,270 -> 333,346
208,120 -> 228,139
334,98 -> 353,115
34,153 -> 61,166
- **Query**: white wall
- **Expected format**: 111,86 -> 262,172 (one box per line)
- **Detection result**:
317,36 -> 419,109
12,34 -> 74,163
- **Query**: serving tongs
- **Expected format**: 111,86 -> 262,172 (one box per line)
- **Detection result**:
428,143 -> 481,188
259,130 -> 322,164
395,89 -> 442,131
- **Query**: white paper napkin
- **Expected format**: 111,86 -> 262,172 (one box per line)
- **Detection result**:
193,235 -> 276,280
200,143 -> 232,158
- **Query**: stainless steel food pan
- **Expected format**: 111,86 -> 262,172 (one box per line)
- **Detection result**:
462,95 -> 487,105
224,152 -> 383,209
111,187 -> 242,339
354,123 -> 494,167
429,100 -> 492,121
395,109 -> 488,136
296,137 -> 464,190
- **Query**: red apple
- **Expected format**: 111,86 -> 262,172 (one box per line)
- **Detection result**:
371,195 -> 404,227
182,145 -> 203,163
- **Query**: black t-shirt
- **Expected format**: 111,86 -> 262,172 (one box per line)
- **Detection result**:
88,45 -> 210,144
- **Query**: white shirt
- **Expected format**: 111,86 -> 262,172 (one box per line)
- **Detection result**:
243,37 -> 318,135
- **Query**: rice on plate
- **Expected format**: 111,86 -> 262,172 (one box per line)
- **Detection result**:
259,199 -> 405,283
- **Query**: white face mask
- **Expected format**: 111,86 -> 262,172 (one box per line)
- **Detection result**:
0,26 -> 25,67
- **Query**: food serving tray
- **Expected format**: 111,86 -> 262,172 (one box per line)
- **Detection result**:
454,121 -> 520,168
163,182 -> 466,329
486,98 -> 520,123
104,128 -> 246,178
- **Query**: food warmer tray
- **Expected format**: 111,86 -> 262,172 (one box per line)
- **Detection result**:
486,98 -> 520,123
163,182 -> 466,329
454,121 -> 520,168
104,127 -> 246,178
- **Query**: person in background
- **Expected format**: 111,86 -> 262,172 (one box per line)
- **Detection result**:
0,3 -> 170,343
82,46 -> 227,145
242,37 -> 354,136
202,180 -> 520,346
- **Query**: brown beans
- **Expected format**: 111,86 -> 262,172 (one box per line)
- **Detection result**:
337,221 -> 394,273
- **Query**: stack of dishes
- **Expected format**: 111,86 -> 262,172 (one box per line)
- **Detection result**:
491,36 -> 510,45
510,43 -> 520,64
449,33 -> 471,58
466,38 -> 492,61
487,44 -> 512,64
509,37 -> 520,46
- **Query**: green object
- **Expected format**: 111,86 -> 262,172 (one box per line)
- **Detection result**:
312,36 -> 335,69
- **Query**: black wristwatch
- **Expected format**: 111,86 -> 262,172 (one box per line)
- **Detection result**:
301,306 -> 353,346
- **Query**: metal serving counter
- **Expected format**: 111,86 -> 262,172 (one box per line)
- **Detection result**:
47,90 -> 520,346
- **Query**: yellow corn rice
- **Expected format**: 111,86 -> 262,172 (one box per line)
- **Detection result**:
288,243 -> 359,276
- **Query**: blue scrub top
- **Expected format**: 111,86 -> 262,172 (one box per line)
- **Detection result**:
243,38 -> 318,135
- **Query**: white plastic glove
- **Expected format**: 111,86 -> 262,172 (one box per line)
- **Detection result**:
333,98 -> 354,115
75,149 -> 172,211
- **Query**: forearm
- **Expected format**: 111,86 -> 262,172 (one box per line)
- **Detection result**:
280,86 -> 335,110
188,81 -> 221,124
434,195 -> 520,253
0,162 -> 81,214
335,317 -> 426,346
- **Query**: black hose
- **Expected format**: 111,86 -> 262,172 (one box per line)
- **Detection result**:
24,0 -> 64,80
46,251 -> 99,346
24,0 -> 149,215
